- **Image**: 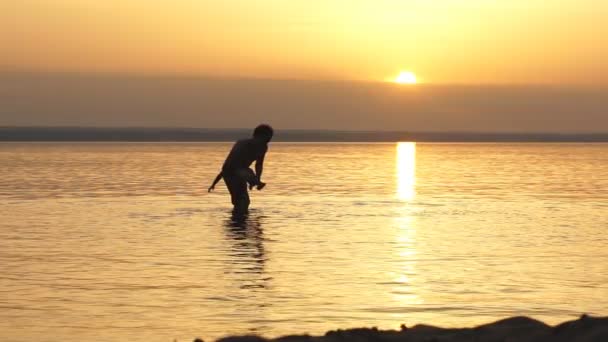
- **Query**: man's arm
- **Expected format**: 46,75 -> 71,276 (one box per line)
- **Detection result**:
208,172 -> 223,192
254,149 -> 266,183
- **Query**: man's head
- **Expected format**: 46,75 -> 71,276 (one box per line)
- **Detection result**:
253,124 -> 274,142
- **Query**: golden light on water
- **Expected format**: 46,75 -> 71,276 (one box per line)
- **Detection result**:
396,142 -> 416,200
394,142 -> 420,304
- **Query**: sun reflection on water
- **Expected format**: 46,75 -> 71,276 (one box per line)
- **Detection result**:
396,142 -> 416,201
392,214 -> 422,305
393,142 -> 421,305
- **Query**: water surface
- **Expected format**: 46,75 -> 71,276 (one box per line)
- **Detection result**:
1,142 -> 607,342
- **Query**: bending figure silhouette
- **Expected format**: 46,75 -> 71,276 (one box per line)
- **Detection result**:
208,124 -> 273,213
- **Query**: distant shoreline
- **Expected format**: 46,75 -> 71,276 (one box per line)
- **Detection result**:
208,315 -> 607,342
1,127 -> 607,142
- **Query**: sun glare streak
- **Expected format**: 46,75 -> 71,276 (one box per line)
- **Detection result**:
393,143 -> 420,304
396,142 -> 416,201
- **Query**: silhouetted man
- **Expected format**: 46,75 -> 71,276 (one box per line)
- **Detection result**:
208,124 -> 273,212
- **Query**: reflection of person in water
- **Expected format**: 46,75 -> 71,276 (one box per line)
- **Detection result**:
225,212 -> 266,279
208,124 -> 273,213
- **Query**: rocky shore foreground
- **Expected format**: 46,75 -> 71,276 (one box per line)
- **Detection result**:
196,315 -> 607,342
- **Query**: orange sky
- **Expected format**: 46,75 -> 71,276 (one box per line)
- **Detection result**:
3,0 -> 608,84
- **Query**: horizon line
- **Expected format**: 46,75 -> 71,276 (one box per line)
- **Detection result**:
2,127 -> 606,143
2,126 -> 608,135
1,69 -> 606,88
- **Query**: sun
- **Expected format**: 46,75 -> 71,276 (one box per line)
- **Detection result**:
395,71 -> 417,84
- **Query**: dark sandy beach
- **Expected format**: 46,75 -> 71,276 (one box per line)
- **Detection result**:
199,315 -> 608,342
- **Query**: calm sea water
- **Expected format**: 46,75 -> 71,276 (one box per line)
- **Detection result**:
1,142 -> 607,342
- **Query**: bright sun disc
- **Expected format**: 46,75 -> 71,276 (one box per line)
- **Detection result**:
395,71 -> 417,84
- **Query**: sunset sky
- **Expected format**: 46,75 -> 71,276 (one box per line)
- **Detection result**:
1,1 -> 607,131
4,0 -> 608,83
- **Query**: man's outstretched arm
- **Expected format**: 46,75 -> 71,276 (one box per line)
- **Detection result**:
208,172 -> 223,192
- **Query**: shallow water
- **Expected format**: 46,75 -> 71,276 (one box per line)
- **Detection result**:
1,142 -> 607,342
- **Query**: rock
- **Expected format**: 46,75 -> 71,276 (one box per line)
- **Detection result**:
216,336 -> 267,342
198,315 -> 608,342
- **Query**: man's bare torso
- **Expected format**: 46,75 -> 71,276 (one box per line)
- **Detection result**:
222,138 -> 267,173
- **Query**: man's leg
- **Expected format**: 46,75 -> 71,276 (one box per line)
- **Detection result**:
224,174 -> 250,213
